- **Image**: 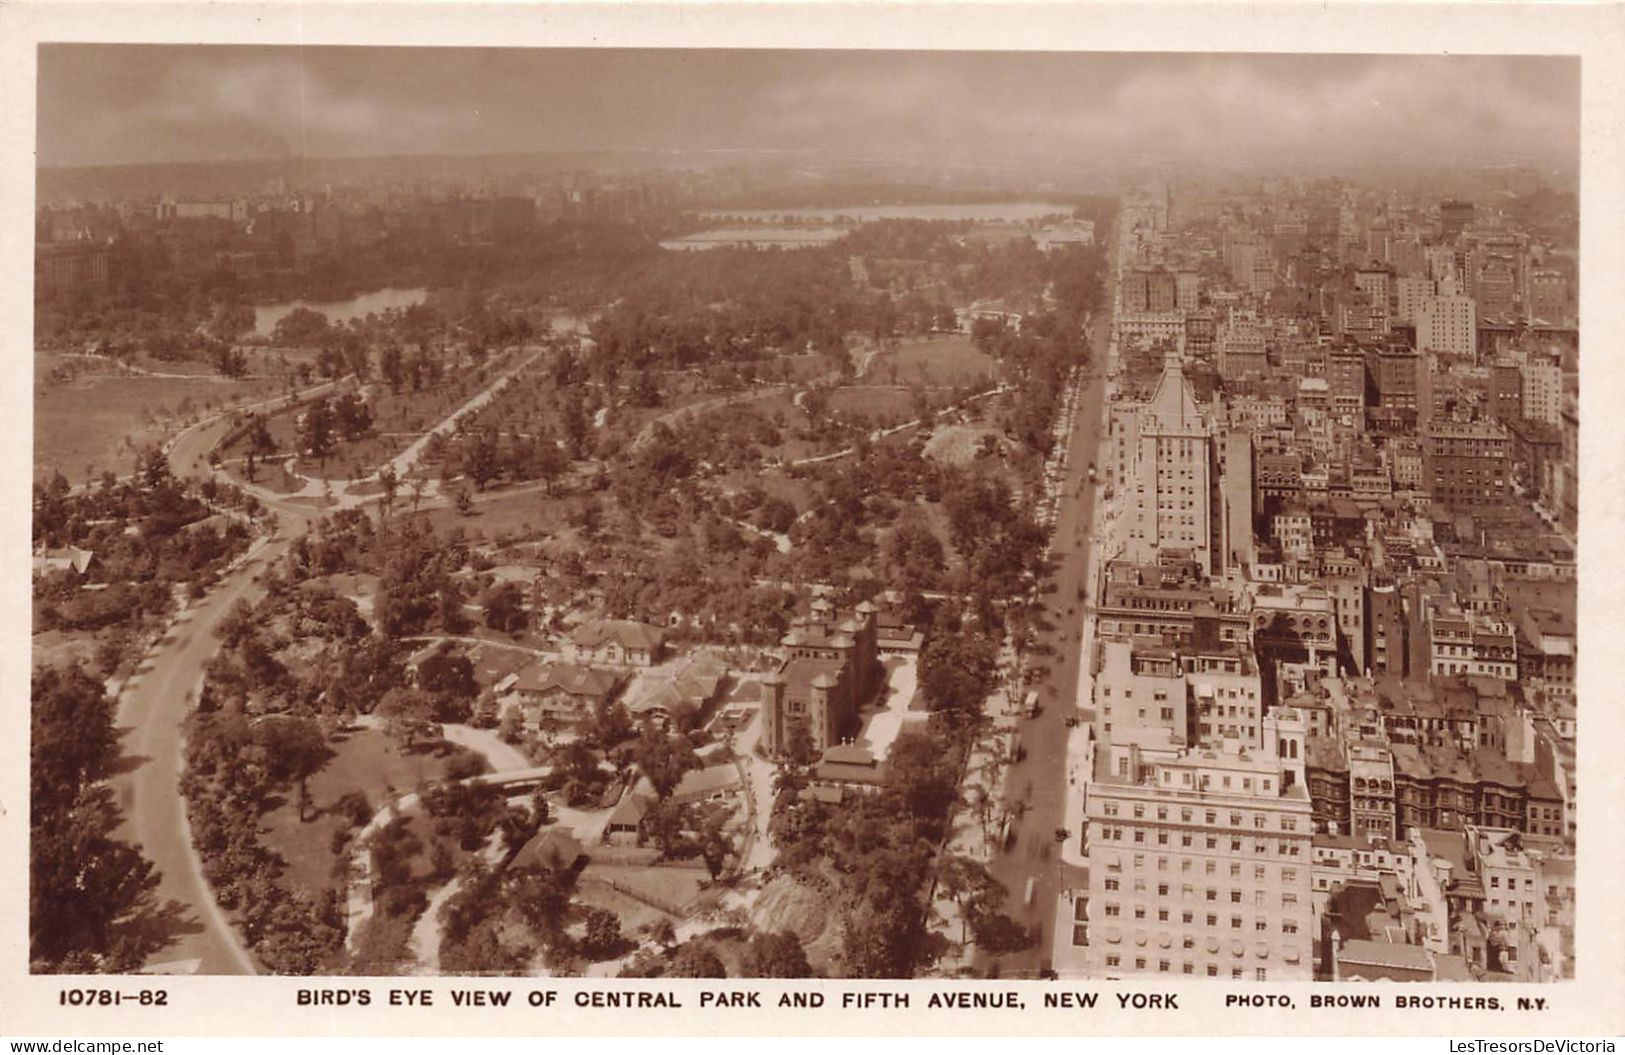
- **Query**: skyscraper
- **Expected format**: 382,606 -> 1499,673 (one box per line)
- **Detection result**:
1113,356 -> 1219,575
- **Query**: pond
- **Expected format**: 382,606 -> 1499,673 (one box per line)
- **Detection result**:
254,287 -> 429,336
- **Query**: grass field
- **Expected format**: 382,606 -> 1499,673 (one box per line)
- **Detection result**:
259,726 -> 467,896
826,386 -> 917,424
34,363 -> 283,484
868,334 -> 996,388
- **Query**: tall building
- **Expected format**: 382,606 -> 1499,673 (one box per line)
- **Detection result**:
1439,199 -> 1475,241
1422,420 -> 1510,510
1215,309 -> 1268,381
1521,357 -> 1562,426
1527,269 -> 1571,324
1112,356 -> 1219,575
1078,735 -> 1316,981
1354,265 -> 1393,313
1394,276 -> 1436,325
1175,269 -> 1202,312
1416,293 -> 1477,361
1488,357 -> 1525,424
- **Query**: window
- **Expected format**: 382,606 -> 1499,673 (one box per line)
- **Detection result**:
1184,963 -> 1195,975
1206,914 -> 1218,927
1105,904 -> 1120,917
1231,891 -> 1242,904
1207,965 -> 1219,977
1105,879 -> 1120,892
1206,889 -> 1217,902
1231,916 -> 1242,929
1158,909 -> 1170,922
1256,919 -> 1268,931
1158,884 -> 1169,897
1135,958 -> 1147,970
1182,911 -> 1194,924
1134,907 -> 1146,920
1107,954 -> 1121,968
1159,960 -> 1170,973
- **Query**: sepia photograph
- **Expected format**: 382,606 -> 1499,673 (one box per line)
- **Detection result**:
6,4 -> 1622,1037
25,41 -> 1585,985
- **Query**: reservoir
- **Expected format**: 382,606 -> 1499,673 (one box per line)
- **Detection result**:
697,202 -> 1073,224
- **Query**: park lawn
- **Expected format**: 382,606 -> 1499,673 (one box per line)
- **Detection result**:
870,334 -> 995,388
409,482 -> 573,543
31,628 -> 100,672
826,385 -> 917,424
572,878 -> 674,936
259,726 -> 465,897
219,348 -> 524,482
34,369 -> 280,485
581,862 -> 709,916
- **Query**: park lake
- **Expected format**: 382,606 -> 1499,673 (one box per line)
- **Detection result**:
254,287 -> 429,335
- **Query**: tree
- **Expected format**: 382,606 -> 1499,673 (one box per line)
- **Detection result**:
696,807 -> 731,880
534,435 -> 567,496
667,941 -> 727,978
259,715 -> 333,823
484,581 -> 527,634
739,930 -> 812,978
454,487 -> 474,516
840,896 -> 930,979
937,853 -> 1003,946
333,392 -> 372,442
511,860 -> 577,950
466,429 -> 502,491
30,665 -> 161,971
632,725 -> 698,800
381,343 -> 404,393
581,907 -> 622,959
272,307 -> 331,348
299,399 -> 335,465
417,645 -> 478,701
378,465 -> 399,517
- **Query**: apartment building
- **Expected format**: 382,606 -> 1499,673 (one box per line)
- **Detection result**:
1081,737 -> 1316,981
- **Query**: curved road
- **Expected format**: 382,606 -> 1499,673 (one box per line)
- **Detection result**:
111,348 -> 547,974
114,409 -> 318,974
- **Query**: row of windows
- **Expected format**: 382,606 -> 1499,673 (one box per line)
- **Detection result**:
1101,898 -> 1301,920
1101,956 -> 1273,980
1105,869 -> 1300,893
1098,804 -> 1302,833
1097,828 -> 1304,857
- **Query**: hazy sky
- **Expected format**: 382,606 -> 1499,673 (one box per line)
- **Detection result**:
36,46 -> 1579,170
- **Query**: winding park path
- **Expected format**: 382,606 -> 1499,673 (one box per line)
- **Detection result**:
109,346 -> 549,974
